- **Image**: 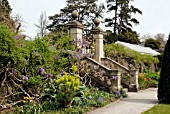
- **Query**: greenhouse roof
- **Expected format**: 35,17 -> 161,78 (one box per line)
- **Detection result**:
115,41 -> 160,56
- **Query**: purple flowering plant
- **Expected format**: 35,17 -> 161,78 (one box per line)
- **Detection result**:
112,76 -> 118,80
22,75 -> 28,81
115,91 -> 121,97
36,67 -> 45,76
97,97 -> 103,103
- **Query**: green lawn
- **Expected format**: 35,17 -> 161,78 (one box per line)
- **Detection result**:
142,104 -> 170,114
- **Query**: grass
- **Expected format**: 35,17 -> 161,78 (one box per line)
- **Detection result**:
142,104 -> 170,114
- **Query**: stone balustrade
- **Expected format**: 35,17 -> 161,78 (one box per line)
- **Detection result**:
79,57 -> 121,92
68,11 -> 139,92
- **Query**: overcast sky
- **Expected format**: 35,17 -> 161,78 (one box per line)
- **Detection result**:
8,0 -> 170,39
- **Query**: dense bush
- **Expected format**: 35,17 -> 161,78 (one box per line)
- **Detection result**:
105,43 -> 158,64
138,72 -> 159,89
104,43 -> 159,71
144,38 -> 161,49
0,24 -> 77,111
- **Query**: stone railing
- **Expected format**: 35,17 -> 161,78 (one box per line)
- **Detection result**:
101,57 -> 139,92
101,57 -> 129,73
79,57 -> 121,92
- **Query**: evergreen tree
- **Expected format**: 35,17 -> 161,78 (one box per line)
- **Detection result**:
144,38 -> 161,49
105,0 -> 142,34
47,0 -> 105,34
158,35 -> 170,103
118,31 -> 140,44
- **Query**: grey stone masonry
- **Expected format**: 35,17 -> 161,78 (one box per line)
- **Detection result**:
91,19 -> 104,63
67,11 -> 84,49
109,70 -> 121,91
129,70 -> 139,92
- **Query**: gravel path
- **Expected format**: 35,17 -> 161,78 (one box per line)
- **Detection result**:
87,88 -> 158,114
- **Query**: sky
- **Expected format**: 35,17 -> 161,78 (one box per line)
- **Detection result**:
8,0 -> 170,39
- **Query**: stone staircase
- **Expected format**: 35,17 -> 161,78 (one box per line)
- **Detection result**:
78,57 -> 139,92
68,11 -> 139,92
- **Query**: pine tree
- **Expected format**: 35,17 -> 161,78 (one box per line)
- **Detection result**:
105,0 -> 142,34
158,35 -> 170,103
47,0 -> 105,34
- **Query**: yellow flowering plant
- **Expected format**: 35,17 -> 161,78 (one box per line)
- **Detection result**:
42,65 -> 81,108
55,70 -> 81,107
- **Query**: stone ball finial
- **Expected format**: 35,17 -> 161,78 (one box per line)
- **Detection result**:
72,10 -> 79,20
94,18 -> 100,27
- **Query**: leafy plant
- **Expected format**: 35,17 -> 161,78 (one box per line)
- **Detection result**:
104,43 -> 159,72
138,72 -> 159,89
14,103 -> 45,114
42,65 -> 81,108
25,75 -> 45,94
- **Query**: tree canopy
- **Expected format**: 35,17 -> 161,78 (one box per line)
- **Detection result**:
144,38 -> 161,49
47,0 -> 105,34
105,0 -> 142,34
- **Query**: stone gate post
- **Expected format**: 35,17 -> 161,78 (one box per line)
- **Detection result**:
129,70 -> 139,92
67,11 -> 83,49
109,70 -> 121,92
91,19 -> 104,63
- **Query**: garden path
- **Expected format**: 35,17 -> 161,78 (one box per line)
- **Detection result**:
87,88 -> 158,114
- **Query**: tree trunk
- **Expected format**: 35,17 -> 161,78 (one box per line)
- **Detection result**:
114,0 -> 118,34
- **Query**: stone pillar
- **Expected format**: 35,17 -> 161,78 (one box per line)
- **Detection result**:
67,11 -> 83,49
129,70 -> 139,92
91,19 -> 104,63
109,70 -> 121,92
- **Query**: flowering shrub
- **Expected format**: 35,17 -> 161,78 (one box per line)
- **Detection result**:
42,65 -> 81,108
138,72 -> 159,89
55,72 -> 81,107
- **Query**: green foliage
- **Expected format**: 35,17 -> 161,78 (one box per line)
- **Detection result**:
158,35 -> 170,103
14,103 -> 45,114
48,0 -> 105,33
142,104 -> 170,114
117,32 -> 140,44
25,75 -> 45,94
105,0 -> 142,34
0,24 -> 15,67
14,85 -> 124,114
0,25 -> 78,111
145,38 -> 161,49
138,72 -> 159,89
104,30 -> 118,43
104,43 -> 159,65
74,87 -> 115,107
42,66 -> 81,108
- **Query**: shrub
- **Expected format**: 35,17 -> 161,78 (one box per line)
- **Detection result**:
138,72 -> 159,89
104,43 -> 159,65
158,35 -> 170,103
25,75 -> 45,94
14,103 -> 45,114
41,65 -> 81,108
